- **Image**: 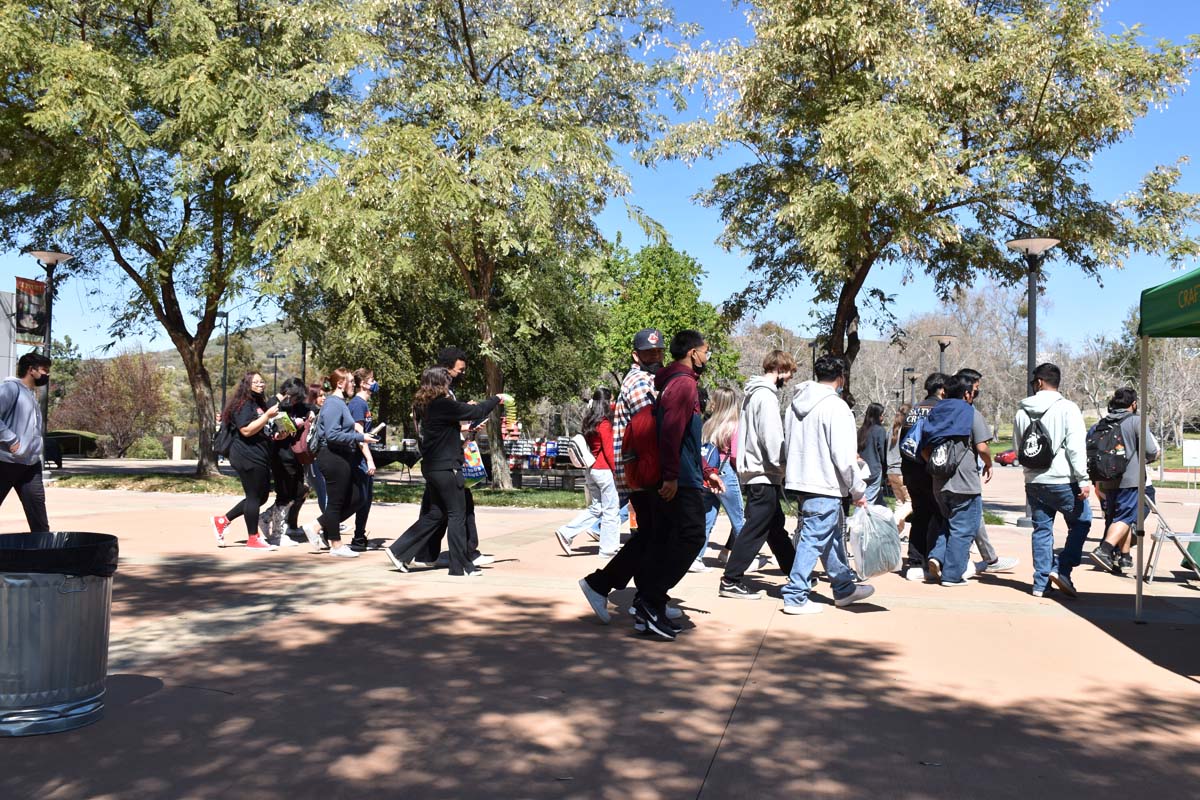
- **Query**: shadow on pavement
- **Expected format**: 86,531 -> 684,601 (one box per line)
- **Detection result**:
4,559 -> 1200,799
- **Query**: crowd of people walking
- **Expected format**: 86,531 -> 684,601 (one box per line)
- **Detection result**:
203,327 -> 1159,642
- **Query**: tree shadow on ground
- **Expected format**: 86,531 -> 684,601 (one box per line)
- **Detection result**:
4,561 -> 1200,800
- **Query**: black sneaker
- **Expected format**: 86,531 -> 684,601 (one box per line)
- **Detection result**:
349,537 -> 369,553
1118,553 -> 1133,573
1089,547 -> 1117,574
718,580 -> 762,600
632,598 -> 676,641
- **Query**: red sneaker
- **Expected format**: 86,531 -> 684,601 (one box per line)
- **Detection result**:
246,534 -> 276,551
212,515 -> 231,547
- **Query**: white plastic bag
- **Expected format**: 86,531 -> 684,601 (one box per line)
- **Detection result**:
848,504 -> 903,579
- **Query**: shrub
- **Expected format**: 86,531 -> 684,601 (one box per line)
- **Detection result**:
126,435 -> 167,459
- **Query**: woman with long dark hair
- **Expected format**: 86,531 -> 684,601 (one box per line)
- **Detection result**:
301,368 -> 377,558
696,386 -> 745,570
857,401 -> 889,506
554,387 -> 619,557
211,371 -> 281,550
385,367 -> 505,576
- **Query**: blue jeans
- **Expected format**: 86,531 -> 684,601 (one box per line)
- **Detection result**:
589,495 -> 629,538
700,460 -> 744,562
559,469 -> 620,554
864,475 -> 884,505
1027,483 -> 1092,592
929,492 -> 982,582
782,494 -> 856,606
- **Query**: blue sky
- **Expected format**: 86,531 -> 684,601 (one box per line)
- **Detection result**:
2,0 -> 1198,356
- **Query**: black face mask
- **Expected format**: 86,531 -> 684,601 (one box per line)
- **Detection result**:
642,361 -> 662,375
34,375 -> 49,387
693,360 -> 708,375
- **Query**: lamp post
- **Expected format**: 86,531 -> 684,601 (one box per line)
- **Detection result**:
930,334 -> 956,375
267,351 -> 286,394
26,250 -> 74,431
808,340 -> 819,374
215,311 -> 230,414
908,375 -> 917,404
1006,236 -> 1061,528
901,367 -> 915,406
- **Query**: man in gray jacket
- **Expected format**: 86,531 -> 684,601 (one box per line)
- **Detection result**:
779,355 -> 876,614
1013,362 -> 1092,597
0,352 -> 52,532
1088,387 -> 1159,574
718,350 -> 799,600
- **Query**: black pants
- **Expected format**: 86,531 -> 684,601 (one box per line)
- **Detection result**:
722,484 -> 795,583
634,488 -> 706,609
353,470 -> 374,540
316,448 -> 362,543
901,460 -> 942,566
389,469 -> 474,574
271,457 -> 308,529
416,485 -> 480,562
227,450 -> 273,538
0,461 -> 48,532
583,490 -> 658,596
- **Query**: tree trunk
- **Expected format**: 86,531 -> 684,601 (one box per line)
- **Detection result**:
828,260 -> 873,408
178,341 -> 218,477
483,352 -> 512,490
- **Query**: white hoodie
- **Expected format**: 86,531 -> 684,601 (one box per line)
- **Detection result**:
1013,390 -> 1090,487
784,381 -> 865,501
737,376 -> 785,486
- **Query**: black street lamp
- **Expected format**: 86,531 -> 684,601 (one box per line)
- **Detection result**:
930,333 -> 957,375
807,340 -> 819,374
267,351 -> 287,394
26,249 -> 73,431
216,311 -> 230,414
908,375 -> 918,404
1006,236 -> 1061,528
901,367 -> 915,406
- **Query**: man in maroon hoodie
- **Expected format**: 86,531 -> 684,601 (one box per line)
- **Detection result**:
631,329 -> 724,640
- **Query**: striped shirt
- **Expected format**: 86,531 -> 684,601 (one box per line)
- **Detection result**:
613,363 -> 656,492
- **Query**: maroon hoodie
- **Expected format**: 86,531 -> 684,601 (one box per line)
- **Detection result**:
655,360 -> 713,488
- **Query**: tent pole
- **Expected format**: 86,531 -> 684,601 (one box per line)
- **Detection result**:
1136,336 -> 1149,621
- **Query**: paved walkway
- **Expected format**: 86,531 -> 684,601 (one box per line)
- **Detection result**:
2,468 -> 1198,799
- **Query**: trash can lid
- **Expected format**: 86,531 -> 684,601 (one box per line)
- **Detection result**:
0,533 -> 118,577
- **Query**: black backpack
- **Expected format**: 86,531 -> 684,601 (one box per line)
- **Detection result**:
926,437 -> 970,479
1018,400 -> 1062,469
213,421 -> 235,457
1086,417 -> 1129,482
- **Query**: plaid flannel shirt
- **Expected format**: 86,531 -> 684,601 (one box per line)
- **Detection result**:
613,363 -> 656,492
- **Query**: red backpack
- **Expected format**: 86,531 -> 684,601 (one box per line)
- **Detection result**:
621,372 -> 685,490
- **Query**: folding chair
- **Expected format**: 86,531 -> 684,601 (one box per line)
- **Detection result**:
1144,495 -> 1200,583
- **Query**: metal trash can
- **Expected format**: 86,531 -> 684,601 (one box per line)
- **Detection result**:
0,532 -> 119,736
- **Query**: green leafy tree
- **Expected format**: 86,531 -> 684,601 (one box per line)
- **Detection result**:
599,243 -> 736,381
264,0 -> 687,487
663,0 -> 1200,403
0,0 -> 360,473
47,336 -> 82,415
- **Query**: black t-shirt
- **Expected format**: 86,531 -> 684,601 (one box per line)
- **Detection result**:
230,395 -> 272,463
273,401 -> 314,462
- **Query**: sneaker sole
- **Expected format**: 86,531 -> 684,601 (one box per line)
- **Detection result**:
781,603 -> 823,615
555,530 -> 574,556
1088,551 -> 1118,574
385,549 -> 409,572
718,587 -> 762,600
635,615 -> 676,640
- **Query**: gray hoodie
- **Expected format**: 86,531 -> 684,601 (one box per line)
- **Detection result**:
1013,390 -> 1090,487
784,381 -> 866,501
0,377 -> 44,466
736,377 -> 785,486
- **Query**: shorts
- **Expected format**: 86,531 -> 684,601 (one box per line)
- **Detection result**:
1104,486 -> 1154,527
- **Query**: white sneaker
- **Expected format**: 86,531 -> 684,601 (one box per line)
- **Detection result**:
329,545 -> 360,558
384,547 -> 409,573
835,584 -> 876,608
977,556 -> 1019,573
688,560 -> 711,573
278,533 -> 300,548
302,522 -> 323,551
963,560 -> 977,580
473,554 -> 495,566
450,569 -> 483,578
555,528 -> 575,556
579,578 -> 611,624
782,601 -> 823,615
904,566 -> 925,582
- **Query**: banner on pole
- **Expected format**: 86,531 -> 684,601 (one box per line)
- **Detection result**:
14,277 -> 47,346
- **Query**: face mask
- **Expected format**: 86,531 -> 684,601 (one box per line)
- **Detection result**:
34,375 -> 49,387
369,381 -> 379,394
643,361 -> 662,375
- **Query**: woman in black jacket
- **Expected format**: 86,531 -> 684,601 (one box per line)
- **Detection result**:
385,367 -> 506,576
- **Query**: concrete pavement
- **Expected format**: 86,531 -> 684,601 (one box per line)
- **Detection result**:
1,467 -> 1198,799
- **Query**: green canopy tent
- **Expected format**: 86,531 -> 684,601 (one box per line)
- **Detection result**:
1135,267 -> 1200,618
